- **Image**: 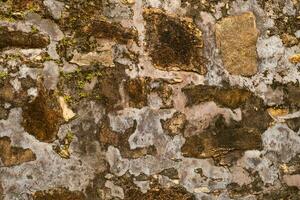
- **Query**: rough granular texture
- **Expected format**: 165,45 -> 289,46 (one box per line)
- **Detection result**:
0,0 -> 300,199
0,136 -> 36,166
144,8 -> 207,74
216,12 -> 259,76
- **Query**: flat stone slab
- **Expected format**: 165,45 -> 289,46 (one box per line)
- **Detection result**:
216,12 -> 259,76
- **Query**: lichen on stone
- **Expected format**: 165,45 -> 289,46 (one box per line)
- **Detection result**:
0,0 -> 300,199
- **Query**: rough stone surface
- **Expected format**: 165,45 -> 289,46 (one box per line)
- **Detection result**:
22,86 -> 64,143
144,8 -> 207,74
33,187 -> 86,200
0,27 -> 50,49
0,136 -> 36,167
216,12 -> 259,76
0,0 -> 300,199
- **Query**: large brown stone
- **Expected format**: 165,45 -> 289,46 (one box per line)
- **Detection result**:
144,8 -> 207,74
22,87 -> 64,143
216,12 -> 259,76
0,27 -> 50,49
181,84 -> 272,165
32,187 -> 86,200
125,182 -> 195,200
82,19 -> 138,44
182,84 -> 252,109
0,136 -> 36,167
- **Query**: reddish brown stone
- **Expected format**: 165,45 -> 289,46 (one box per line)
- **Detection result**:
32,188 -> 86,200
0,82 -> 15,103
182,84 -> 253,109
125,184 -> 195,200
0,27 -> 50,49
161,112 -> 186,136
82,19 -> 138,44
181,115 -> 262,160
181,85 -> 272,164
144,8 -> 206,74
125,77 -> 151,108
22,87 -> 64,143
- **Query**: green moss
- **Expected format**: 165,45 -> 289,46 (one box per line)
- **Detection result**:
79,92 -> 88,98
86,71 -> 102,81
77,80 -> 85,89
30,25 -> 39,34
63,95 -> 72,103
61,72 -> 73,80
0,71 -> 8,79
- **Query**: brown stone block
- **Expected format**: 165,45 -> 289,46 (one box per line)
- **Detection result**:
216,12 -> 259,76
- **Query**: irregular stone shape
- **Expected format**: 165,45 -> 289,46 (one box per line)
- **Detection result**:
0,106 -> 8,120
228,180 -> 300,200
70,48 -> 114,67
0,82 -> 15,103
82,19 -> 138,44
289,54 -> 300,64
262,186 -> 300,200
285,84 -> 300,107
25,13 -> 64,41
216,12 -> 259,76
182,84 -> 252,109
22,87 -> 64,143
152,80 -> 173,108
286,117 -> 300,132
0,80 -> 30,107
70,39 -> 116,67
58,96 -> 75,122
161,112 -> 186,136
124,77 -> 151,108
43,61 -> 60,90
32,187 -> 86,200
0,136 -> 36,167
0,27 -> 50,49
262,124 -> 300,163
43,0 -> 65,20
280,156 -> 300,175
182,85 -> 272,163
105,180 -> 125,199
143,8 -> 207,74
181,115 -> 263,159
281,33 -> 299,47
11,0 -> 45,12
125,184 -> 195,200
98,118 -> 156,159
159,168 -> 179,179
284,174 -> 300,188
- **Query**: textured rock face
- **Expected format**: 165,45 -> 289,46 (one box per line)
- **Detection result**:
0,0 -> 300,199
32,188 -> 85,200
22,87 -> 64,143
216,12 -> 259,76
0,136 -> 36,167
0,27 -> 50,49
144,8 -> 207,74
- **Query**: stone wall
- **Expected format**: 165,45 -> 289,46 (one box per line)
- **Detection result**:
0,0 -> 299,199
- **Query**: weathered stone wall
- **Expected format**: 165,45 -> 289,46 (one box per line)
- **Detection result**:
0,0 -> 299,199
